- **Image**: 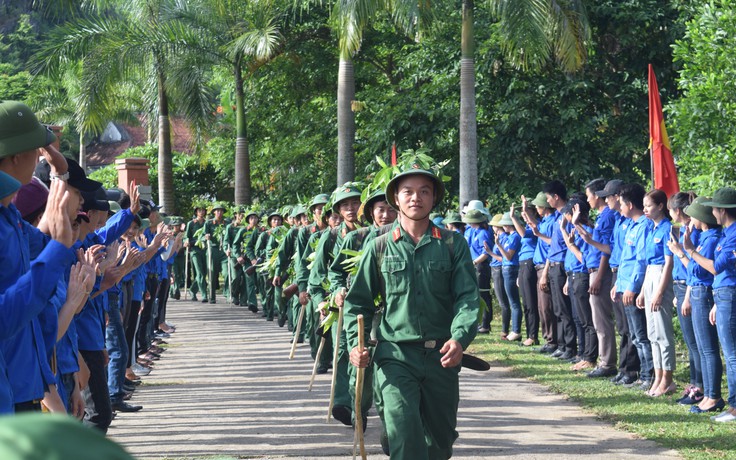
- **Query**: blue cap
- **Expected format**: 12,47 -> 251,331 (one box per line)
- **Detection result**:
0,171 -> 22,200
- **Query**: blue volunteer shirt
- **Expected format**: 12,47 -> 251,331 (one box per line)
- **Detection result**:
609,215 -> 629,269
568,224 -> 592,273
645,219 -> 673,265
546,212 -> 568,263
674,226 -> 700,281
518,226 -> 537,262
490,232 -> 504,268
713,223 -> 736,289
687,228 -> 721,287
501,231 -> 521,266
586,207 -> 616,269
532,212 -> 557,265
469,226 -> 491,264
617,215 -> 649,294
464,226 -> 474,246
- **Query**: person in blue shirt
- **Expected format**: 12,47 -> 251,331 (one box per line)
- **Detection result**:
670,197 -> 723,414
493,212 -> 523,340
667,192 -> 703,404
614,183 -> 653,391
523,192 -> 557,353
539,180 -> 576,361
442,212 -> 465,235
563,197 -> 598,371
463,209 -> 493,334
484,214 -> 511,339
686,188 -> 736,422
638,189 -> 676,397
511,201 -> 539,346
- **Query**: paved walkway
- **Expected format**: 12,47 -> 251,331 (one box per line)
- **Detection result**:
111,299 -> 680,459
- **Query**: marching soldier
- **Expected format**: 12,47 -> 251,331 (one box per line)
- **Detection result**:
239,209 -> 262,312
201,202 -> 229,304
224,206 -> 245,305
185,205 -> 208,302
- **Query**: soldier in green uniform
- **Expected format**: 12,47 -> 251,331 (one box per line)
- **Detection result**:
273,205 -> 307,337
308,183 -> 363,425
201,202 -> 230,304
168,216 -> 186,300
185,205 -> 208,302
296,194 -> 331,371
345,167 -> 479,460
223,206 -> 245,305
239,209 -> 262,312
329,189 -> 398,428
255,211 -> 284,320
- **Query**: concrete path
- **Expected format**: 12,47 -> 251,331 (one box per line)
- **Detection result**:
111,299 -> 680,459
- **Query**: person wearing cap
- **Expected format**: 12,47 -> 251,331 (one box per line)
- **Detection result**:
185,205 -> 208,302
255,210 -> 284,320
463,209 -> 493,335
484,214 -> 510,338
521,192 -> 557,352
613,183 -> 653,391
509,201 -> 540,346
491,211 -> 524,341
273,205 -> 307,331
667,192 -> 704,403
236,208 -> 262,312
442,211 -> 465,234
683,188 -> 736,421
223,207 -> 245,305
295,194 -> 331,371
539,180 -> 577,361
594,179 -> 640,386
345,166 -> 478,459
202,202 -> 230,304
308,182 -> 363,425
573,179 -> 618,378
670,196 -> 724,413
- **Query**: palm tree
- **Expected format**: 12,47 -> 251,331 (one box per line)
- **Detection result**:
33,0 -> 215,213
173,0 -> 283,205
457,0 -> 590,205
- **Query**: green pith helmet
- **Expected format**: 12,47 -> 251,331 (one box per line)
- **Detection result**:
244,208 -> 260,221
497,211 -> 520,226
210,201 -> 227,213
359,189 -> 388,224
332,183 -> 363,214
462,209 -> 487,224
684,197 -> 717,225
309,193 -> 330,212
236,205 -> 247,214
702,187 -> 736,209
268,209 -> 283,222
290,205 -> 307,218
443,211 -> 463,225
140,218 -> 151,230
385,165 -> 445,210
531,191 -> 552,208
489,213 -> 503,227
108,201 -> 122,214
0,101 -> 57,158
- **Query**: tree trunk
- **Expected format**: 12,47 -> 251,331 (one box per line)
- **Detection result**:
336,57 -> 355,186
234,62 -> 251,205
459,0 -> 478,207
157,64 -> 175,213
78,130 -> 86,170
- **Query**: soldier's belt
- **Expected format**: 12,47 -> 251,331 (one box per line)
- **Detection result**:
404,338 -> 449,349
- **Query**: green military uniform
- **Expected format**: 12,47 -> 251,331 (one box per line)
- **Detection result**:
253,229 -> 270,314
343,169 -> 479,460
201,204 -> 230,304
308,184 -> 362,424
168,216 -> 186,299
185,214 -> 207,301
241,212 -> 263,311
223,208 -> 245,305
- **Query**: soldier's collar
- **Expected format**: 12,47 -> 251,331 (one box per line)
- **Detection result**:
392,222 -> 441,242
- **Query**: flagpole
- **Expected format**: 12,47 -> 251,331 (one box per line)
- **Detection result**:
648,148 -> 654,189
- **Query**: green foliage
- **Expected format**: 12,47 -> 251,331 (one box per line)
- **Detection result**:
670,0 -> 736,194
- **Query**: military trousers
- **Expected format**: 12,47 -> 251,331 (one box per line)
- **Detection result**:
207,245 -> 228,302
189,249 -> 207,299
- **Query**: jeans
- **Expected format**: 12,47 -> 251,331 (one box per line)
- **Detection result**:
675,282 -> 703,387
106,304 -> 128,404
519,260 -> 539,341
714,286 -> 736,407
691,286 -> 721,399
549,264 -> 576,354
80,349 -> 112,433
491,267 -> 510,334
476,264 -> 492,329
624,304 -> 653,381
502,265 -> 522,334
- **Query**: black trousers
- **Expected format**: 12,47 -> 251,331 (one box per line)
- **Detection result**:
126,300 -> 141,367
80,349 -> 112,433
548,264 -> 576,354
138,276 -> 159,356
477,263 -> 492,329
571,272 -> 598,362
519,260 -> 539,341
156,277 -> 171,326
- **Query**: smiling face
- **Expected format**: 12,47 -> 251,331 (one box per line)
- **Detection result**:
371,200 -> 397,227
395,175 -> 434,221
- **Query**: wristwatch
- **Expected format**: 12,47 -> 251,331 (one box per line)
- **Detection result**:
51,171 -> 70,181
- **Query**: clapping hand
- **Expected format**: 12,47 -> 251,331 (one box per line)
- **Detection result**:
129,181 -> 141,215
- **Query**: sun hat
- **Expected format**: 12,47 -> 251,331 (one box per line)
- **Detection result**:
309,194 -> 330,212
462,209 -> 488,224
684,196 -> 718,225
497,212 -> 519,226
331,183 -> 363,214
489,213 -> 504,227
463,199 -> 490,216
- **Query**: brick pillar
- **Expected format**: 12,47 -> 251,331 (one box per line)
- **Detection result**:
116,157 -> 152,201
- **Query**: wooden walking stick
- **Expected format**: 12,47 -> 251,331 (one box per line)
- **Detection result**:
327,289 -> 345,423
207,239 -> 213,302
352,314 -> 367,460
289,300 -> 307,359
184,246 -> 190,300
228,256 -> 234,307
308,335 -> 326,391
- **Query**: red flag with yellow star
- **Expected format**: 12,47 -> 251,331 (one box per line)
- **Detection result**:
648,64 -> 679,197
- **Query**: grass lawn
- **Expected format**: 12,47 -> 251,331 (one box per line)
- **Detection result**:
469,334 -> 736,460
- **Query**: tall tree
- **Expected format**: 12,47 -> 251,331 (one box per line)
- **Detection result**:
459,0 -> 477,207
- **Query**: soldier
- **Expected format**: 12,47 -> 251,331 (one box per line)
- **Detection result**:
239,209 -> 262,312
201,202 -> 229,304
345,166 -> 479,459
168,217 -> 186,300
308,183 -> 363,425
185,206 -> 208,302
224,206 -> 245,305
273,205 -> 307,338
255,210 -> 284,321
296,194 -> 331,372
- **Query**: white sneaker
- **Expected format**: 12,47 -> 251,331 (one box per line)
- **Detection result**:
713,410 -> 736,422
131,363 -> 151,376
506,332 -> 522,341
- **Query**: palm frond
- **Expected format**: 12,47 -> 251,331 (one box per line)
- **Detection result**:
489,0 -> 551,71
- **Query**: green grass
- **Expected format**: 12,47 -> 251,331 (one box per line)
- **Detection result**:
469,335 -> 736,460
